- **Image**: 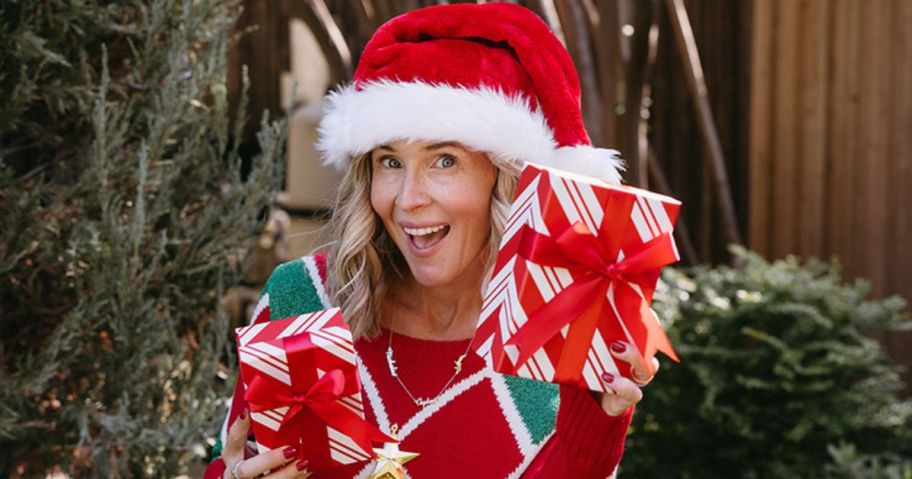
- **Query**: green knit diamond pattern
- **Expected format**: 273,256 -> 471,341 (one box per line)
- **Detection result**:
503,374 -> 559,444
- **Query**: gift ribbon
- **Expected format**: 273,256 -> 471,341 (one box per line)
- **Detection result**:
504,220 -> 679,382
244,338 -> 393,456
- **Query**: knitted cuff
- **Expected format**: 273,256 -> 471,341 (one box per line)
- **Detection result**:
556,385 -> 634,473
203,457 -> 226,479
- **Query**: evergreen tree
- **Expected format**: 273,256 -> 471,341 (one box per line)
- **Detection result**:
0,1 -> 284,476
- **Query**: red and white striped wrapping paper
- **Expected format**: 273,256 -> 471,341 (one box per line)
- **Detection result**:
236,308 -> 384,471
472,163 -> 682,393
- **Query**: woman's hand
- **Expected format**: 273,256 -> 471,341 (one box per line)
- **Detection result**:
598,340 -> 659,416
221,408 -> 311,479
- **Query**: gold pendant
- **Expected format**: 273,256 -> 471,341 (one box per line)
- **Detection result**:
414,397 -> 436,407
369,424 -> 419,479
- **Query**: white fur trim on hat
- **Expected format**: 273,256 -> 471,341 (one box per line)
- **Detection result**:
543,145 -> 624,185
316,81 -> 624,183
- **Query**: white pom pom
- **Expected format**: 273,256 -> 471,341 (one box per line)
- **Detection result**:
537,146 -> 625,185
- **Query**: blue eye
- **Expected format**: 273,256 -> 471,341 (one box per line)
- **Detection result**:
380,157 -> 402,168
435,154 -> 456,168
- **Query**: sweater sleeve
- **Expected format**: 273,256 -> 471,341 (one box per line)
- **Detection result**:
204,458 -> 226,479
204,255 -> 329,478
522,385 -> 633,478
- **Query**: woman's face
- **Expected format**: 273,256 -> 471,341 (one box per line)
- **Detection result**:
370,140 -> 497,290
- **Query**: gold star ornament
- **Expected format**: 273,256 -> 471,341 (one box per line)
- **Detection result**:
369,425 -> 419,479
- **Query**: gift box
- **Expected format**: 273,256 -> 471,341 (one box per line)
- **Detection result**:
236,308 -> 392,471
472,163 -> 682,393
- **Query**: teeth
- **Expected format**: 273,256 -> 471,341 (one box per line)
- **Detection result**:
403,225 -> 447,236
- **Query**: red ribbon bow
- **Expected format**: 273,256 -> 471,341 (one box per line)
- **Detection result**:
504,219 -> 680,383
244,336 -> 393,459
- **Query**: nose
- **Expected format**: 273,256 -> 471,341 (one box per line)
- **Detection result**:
395,169 -> 431,211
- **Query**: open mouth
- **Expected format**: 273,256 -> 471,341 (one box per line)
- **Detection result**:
403,224 -> 451,250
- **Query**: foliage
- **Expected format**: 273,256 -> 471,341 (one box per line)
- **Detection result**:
825,443 -> 912,479
623,247 -> 912,479
0,0 -> 284,476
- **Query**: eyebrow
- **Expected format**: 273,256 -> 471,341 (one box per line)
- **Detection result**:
374,141 -> 462,153
422,141 -> 461,152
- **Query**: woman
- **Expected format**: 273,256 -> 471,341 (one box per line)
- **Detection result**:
207,4 -> 658,478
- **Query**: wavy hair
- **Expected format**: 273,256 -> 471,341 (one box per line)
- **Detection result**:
326,152 -> 520,340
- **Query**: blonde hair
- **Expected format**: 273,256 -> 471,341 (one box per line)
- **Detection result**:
326,151 -> 520,340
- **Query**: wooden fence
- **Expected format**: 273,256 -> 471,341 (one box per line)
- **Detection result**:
750,0 -> 912,388
649,0 -> 752,264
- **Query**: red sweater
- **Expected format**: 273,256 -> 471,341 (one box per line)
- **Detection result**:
205,256 -> 632,478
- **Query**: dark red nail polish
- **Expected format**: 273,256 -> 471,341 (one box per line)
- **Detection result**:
610,341 -> 627,353
239,408 -> 247,420
601,372 -> 615,383
296,460 -> 309,471
283,446 -> 297,459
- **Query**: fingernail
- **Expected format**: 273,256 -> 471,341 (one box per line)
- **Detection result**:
296,460 -> 309,471
283,446 -> 298,458
601,372 -> 615,383
239,408 -> 247,420
610,341 -> 626,353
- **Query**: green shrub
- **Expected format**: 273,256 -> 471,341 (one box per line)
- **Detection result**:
622,247 -> 912,479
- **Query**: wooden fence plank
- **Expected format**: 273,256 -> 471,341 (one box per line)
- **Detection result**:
887,0 -> 912,308
825,0 -> 860,263
734,0 -> 754,250
771,0 -> 799,258
856,2 -> 892,296
595,0 -> 621,145
748,0 -> 774,255
796,0 -> 828,258
886,0 -> 912,395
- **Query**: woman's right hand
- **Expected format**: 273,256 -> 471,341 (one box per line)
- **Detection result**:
222,408 -> 311,479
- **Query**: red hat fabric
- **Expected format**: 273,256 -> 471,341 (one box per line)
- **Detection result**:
317,3 -> 623,183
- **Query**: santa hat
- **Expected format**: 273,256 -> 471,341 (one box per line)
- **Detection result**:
317,3 -> 624,184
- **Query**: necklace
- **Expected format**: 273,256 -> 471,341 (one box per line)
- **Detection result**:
385,317 -> 476,408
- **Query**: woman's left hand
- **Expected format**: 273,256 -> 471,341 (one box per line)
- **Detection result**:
598,340 -> 659,416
